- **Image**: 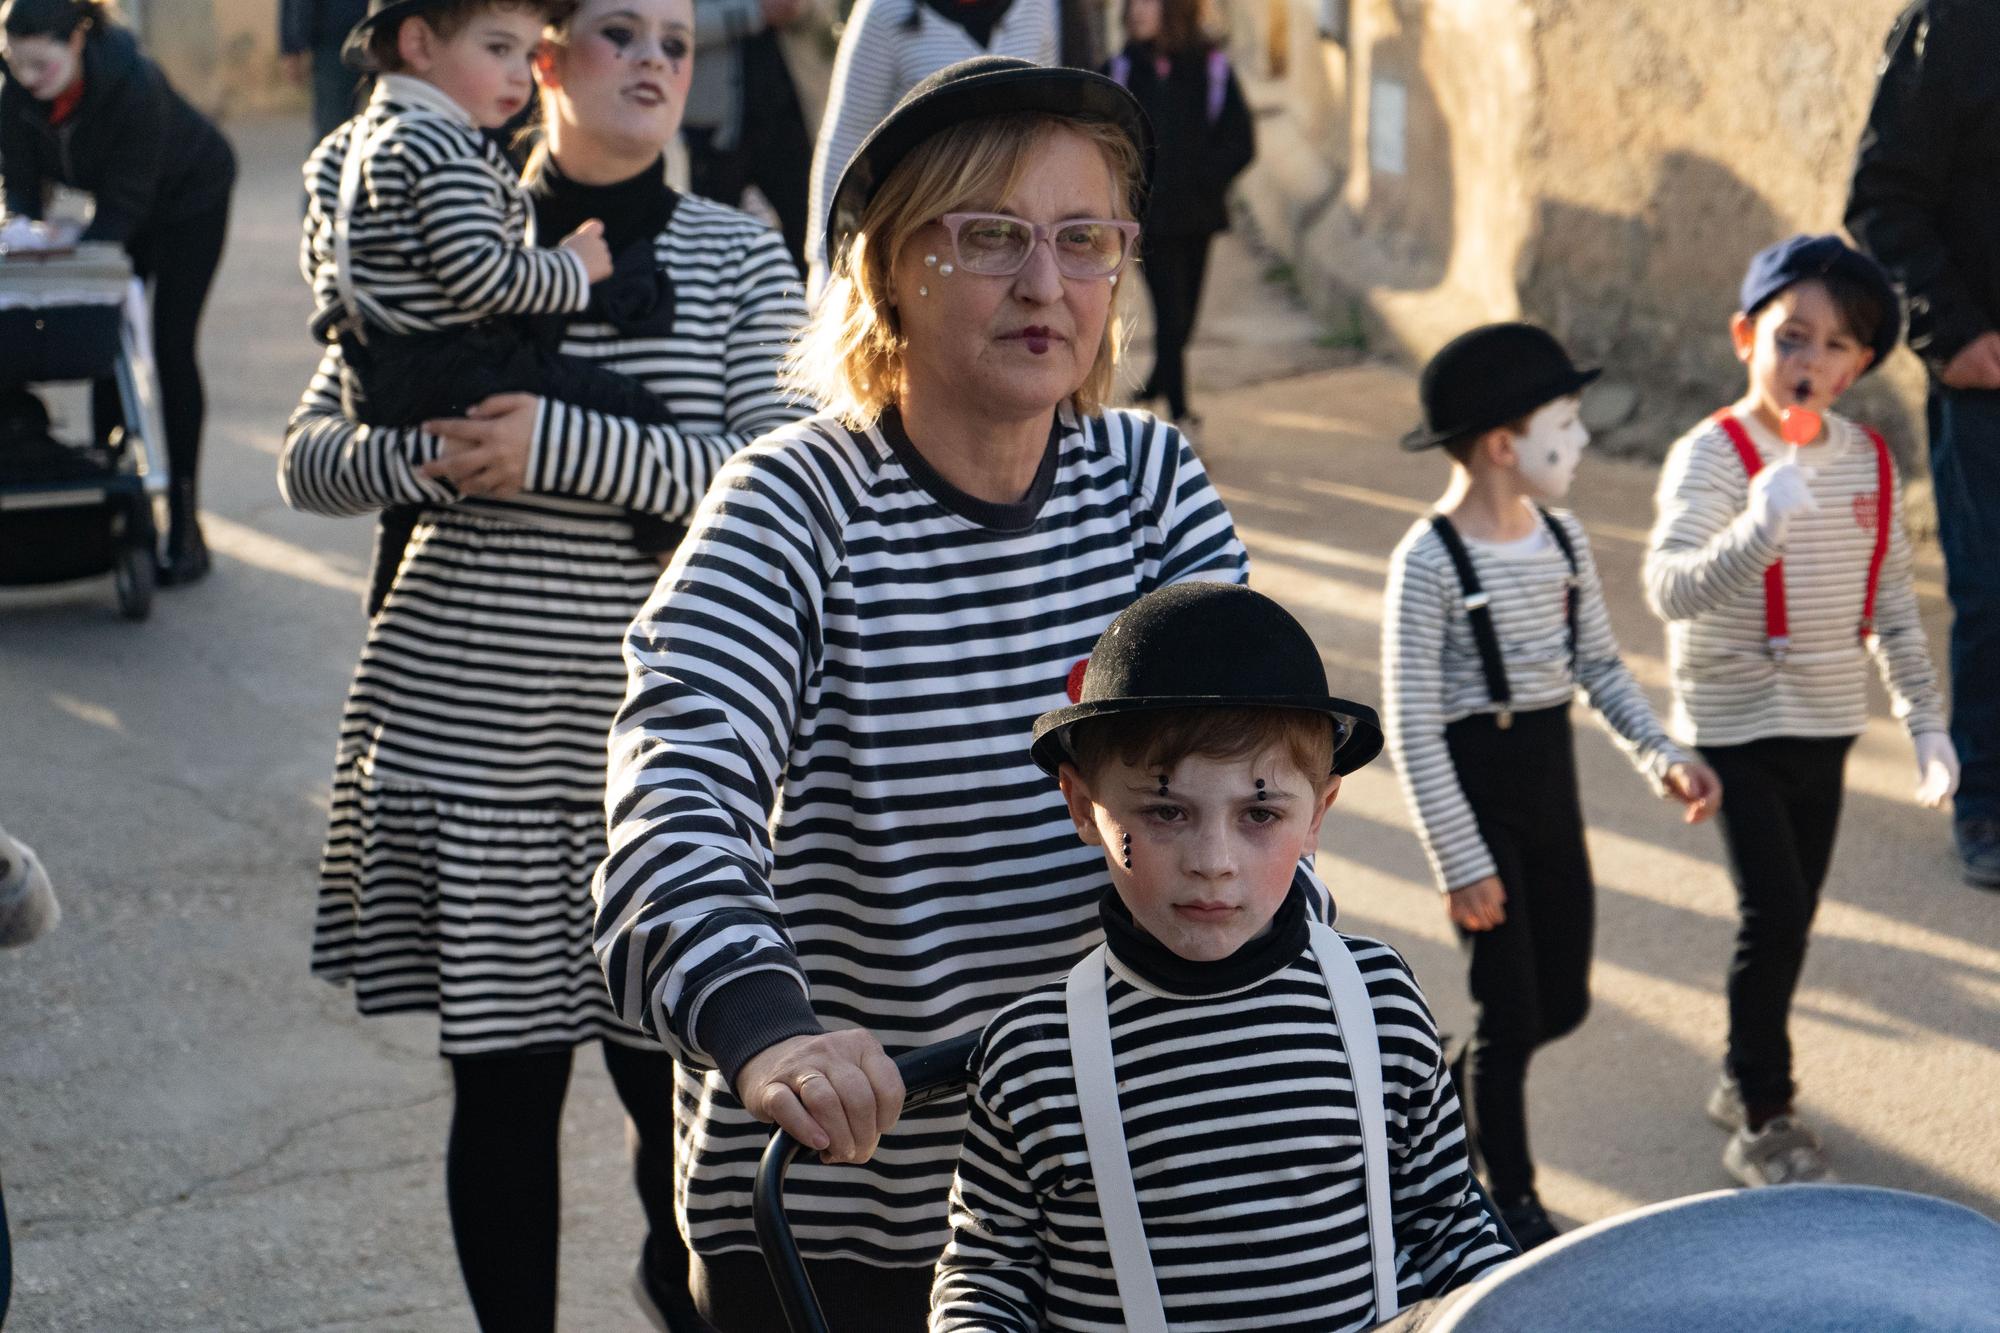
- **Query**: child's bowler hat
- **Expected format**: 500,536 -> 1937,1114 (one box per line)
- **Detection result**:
1030,582 -> 1384,777
1401,322 -> 1600,452
341,0 -> 447,69
1739,234 -> 1902,372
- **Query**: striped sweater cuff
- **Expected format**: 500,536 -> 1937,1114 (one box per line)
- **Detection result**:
696,969 -> 826,1088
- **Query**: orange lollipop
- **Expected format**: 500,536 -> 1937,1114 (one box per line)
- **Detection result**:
1780,406 -> 1822,446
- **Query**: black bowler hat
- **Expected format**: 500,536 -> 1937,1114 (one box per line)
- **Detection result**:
1400,322 -> 1601,452
826,56 -> 1154,264
1739,233 -> 1902,372
1030,582 -> 1384,778
341,0 -> 444,70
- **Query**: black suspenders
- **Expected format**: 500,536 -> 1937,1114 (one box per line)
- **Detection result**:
1427,508 -> 1579,730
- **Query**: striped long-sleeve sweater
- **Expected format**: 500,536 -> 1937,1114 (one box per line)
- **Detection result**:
301,74 -> 590,343
1644,410 -> 1944,747
930,887 -> 1515,1331
1382,507 -> 1688,894
595,406 -> 1247,1261
804,0 -> 1057,295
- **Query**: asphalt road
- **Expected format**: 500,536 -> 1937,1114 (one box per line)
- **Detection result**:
2,113 -> 1995,1332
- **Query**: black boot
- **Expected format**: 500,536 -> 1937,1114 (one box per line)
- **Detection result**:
160,478 -> 210,587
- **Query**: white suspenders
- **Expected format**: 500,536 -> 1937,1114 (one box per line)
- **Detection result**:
1063,922 -> 1401,1331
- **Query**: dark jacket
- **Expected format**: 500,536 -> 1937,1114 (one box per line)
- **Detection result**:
1,26 -> 235,245
278,0 -> 369,57
1846,0 -> 2000,373
1104,42 -> 1254,238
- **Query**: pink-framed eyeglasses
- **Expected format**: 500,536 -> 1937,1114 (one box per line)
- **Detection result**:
937,212 -> 1142,280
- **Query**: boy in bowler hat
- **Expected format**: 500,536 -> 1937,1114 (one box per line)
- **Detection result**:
1643,235 -> 1952,1187
1381,323 -> 1721,1246
932,582 -> 1515,1332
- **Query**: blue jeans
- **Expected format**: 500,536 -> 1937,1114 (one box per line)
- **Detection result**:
1926,386 -> 2000,822
310,44 -> 366,144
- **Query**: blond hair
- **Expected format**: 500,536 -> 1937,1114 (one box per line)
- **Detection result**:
785,112 -> 1143,428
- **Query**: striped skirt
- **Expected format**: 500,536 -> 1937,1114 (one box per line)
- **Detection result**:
309,503 -> 660,1055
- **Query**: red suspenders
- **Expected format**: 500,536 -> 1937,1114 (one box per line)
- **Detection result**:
1713,411 -> 1892,661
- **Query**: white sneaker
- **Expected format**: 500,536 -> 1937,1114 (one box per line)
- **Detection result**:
1723,1115 -> 1831,1187
1705,1073 -> 1746,1132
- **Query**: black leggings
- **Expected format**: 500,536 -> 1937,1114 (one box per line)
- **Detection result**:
1697,736 -> 1852,1123
446,1041 -> 695,1332
92,203 -> 232,488
1138,232 -> 1214,419
1445,706 -> 1595,1202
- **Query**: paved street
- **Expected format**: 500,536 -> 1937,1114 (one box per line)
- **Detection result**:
2,113 -> 1996,1331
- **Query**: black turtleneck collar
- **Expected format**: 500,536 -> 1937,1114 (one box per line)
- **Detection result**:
915,0 -> 1013,47
523,151 -> 675,257
876,405 -> 1062,532
1100,878 -> 1310,996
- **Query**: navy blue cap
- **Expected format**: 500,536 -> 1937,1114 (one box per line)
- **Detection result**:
1739,234 -> 1902,373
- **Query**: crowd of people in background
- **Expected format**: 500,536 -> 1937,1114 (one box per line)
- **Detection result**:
5,0 -> 2000,1329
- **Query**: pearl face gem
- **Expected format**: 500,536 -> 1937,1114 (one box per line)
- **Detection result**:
924,254 -> 938,267
939,263 -> 954,276
918,285 -> 929,297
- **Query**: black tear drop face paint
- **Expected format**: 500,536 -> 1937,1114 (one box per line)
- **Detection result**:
596,12 -> 691,74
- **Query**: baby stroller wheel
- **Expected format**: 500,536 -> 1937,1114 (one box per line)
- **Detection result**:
113,538 -> 155,620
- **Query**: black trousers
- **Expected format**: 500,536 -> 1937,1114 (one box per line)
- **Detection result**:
690,1247 -> 933,1333
1697,735 -> 1853,1122
1444,706 -> 1595,1202
683,32 -> 810,276
92,200 -> 232,490
351,321 -> 680,614
445,1041 -> 699,1333
1138,231 -> 1214,420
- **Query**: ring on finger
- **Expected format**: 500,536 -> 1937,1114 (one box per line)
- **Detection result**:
793,1071 -> 827,1092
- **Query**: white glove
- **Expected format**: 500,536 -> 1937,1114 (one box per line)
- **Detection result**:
1748,459 -> 1819,539
1914,732 -> 1960,809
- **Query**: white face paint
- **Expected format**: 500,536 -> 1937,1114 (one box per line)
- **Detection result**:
1511,397 -> 1590,499
0,31 -> 83,103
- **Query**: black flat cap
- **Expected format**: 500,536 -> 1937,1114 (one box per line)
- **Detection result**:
826,56 -> 1153,264
1031,582 -> 1384,778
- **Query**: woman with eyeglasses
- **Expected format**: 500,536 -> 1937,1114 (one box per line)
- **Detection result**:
595,57 -> 1256,1331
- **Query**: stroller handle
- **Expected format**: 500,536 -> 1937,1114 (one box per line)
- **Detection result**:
752,1031 -> 980,1333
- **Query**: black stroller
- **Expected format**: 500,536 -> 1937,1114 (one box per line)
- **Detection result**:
753,1033 -> 1519,1332
0,242 -> 169,620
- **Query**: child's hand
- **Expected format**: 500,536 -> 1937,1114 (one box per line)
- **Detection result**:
1446,876 -> 1506,932
1748,459 -> 1818,538
560,218 -> 613,283
1663,760 -> 1722,824
1914,732 -> 1960,809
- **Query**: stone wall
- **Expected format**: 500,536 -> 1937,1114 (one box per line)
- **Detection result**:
127,0 -> 302,116
1232,0 -> 1928,466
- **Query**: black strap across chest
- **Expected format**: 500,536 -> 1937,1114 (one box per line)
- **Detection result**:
1427,508 -> 1579,726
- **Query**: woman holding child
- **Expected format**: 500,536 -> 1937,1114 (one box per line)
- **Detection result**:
596,56 -> 1280,1329
278,0 -> 805,1324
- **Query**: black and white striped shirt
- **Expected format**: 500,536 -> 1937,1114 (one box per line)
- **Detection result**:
804,0 -> 1058,293
280,190 -> 805,1053
1382,508 -> 1687,893
301,74 -> 589,342
595,407 -> 1246,1260
931,889 -> 1514,1331
1644,411 -> 1944,746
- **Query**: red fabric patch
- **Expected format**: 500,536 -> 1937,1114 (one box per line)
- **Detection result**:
49,75 -> 84,126
1852,490 -> 1880,532
1065,658 -> 1089,704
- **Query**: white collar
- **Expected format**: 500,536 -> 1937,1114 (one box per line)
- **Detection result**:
371,73 -> 479,128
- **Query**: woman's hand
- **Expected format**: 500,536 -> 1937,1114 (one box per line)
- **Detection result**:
419,393 -> 540,499
735,1029 -> 906,1165
1663,760 -> 1723,824
1445,876 -> 1506,932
